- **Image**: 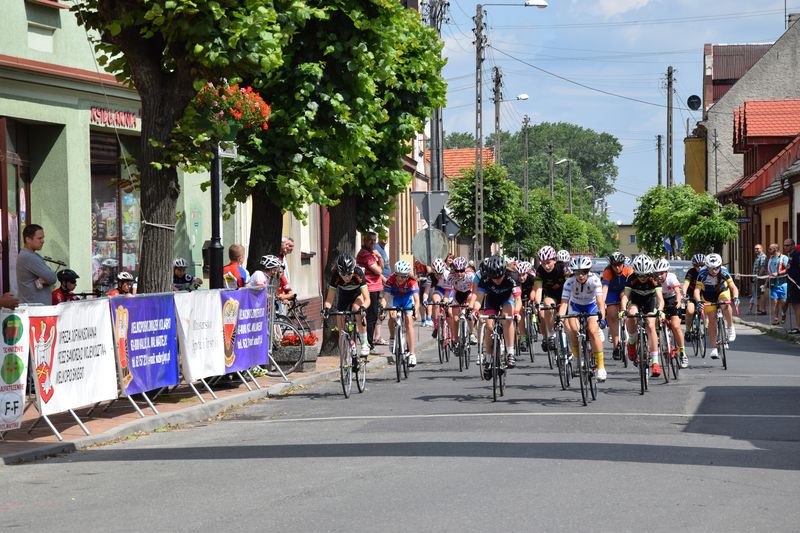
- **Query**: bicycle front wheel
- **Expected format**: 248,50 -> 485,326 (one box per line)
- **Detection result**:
718,317 -> 728,370
339,334 -> 352,398
394,330 -> 403,382
578,345 -> 589,406
267,320 -> 306,377
355,353 -> 366,393
492,337 -> 501,402
658,326 -> 670,384
638,332 -> 648,395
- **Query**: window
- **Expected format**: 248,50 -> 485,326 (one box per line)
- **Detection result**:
629,234 -> 637,244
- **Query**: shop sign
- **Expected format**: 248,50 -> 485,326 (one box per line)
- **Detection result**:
90,106 -> 140,130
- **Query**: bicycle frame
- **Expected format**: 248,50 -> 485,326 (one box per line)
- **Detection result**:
384,305 -> 415,381
560,312 -> 600,405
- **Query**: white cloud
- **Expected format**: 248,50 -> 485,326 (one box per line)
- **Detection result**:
589,0 -> 652,18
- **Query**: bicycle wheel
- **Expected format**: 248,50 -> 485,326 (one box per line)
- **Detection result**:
619,321 -> 629,368
437,325 -> 445,364
578,343 -> 589,406
464,323 -> 471,370
638,331 -> 648,395
718,316 -> 728,370
402,332 -> 410,379
355,351 -> 366,393
588,349 -> 598,401
457,320 -> 467,372
443,322 -> 451,363
394,328 -> 403,382
691,317 -> 700,356
339,333 -> 352,398
492,335 -> 501,402
658,326 -> 670,384
267,320 -> 306,377
699,318 -> 707,358
668,331 -> 679,380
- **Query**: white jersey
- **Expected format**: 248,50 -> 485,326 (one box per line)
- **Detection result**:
435,269 -> 453,290
447,271 -> 474,293
561,273 -> 603,306
247,270 -> 268,287
661,272 -> 681,299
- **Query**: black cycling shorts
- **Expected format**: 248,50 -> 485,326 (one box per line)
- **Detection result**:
664,296 -> 680,318
336,289 -> 360,312
454,290 -> 471,305
629,294 -> 657,314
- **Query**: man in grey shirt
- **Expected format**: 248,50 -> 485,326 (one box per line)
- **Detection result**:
17,224 -> 58,305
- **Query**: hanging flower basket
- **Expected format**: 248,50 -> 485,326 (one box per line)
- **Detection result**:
187,82 -> 271,141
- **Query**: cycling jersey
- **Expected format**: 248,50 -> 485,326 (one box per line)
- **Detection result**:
329,266 -> 368,311
534,262 -> 568,299
625,273 -> 661,298
477,275 -> 521,312
684,267 -> 701,299
248,271 -> 291,294
446,271 -> 474,293
695,266 -> 733,301
602,265 -> 633,305
660,272 -> 681,300
384,273 -> 419,309
519,275 -> 536,299
222,262 -> 249,288
52,288 -> 78,304
173,273 -> 199,291
561,273 -> 603,306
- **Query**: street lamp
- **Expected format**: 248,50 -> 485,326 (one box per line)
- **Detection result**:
474,1 -> 547,260
555,158 -> 574,214
580,184 -> 594,221
494,91 -> 529,163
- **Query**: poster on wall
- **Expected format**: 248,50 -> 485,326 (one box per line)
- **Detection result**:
220,289 -> 269,373
174,290 -> 225,382
0,308 -> 29,431
110,294 -> 179,396
28,301 -> 118,416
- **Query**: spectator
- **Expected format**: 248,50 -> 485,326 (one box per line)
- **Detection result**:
357,231 -> 384,351
16,224 -> 58,305
784,238 -> 800,333
107,272 -> 135,297
222,244 -> 249,288
279,236 -> 295,283
373,236 -> 390,346
752,244 -> 767,314
767,243 -> 788,325
0,293 -> 20,309
52,269 -> 80,304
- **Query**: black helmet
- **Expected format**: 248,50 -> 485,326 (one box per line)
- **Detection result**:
57,269 -> 79,283
484,255 -> 506,279
336,253 -> 356,276
608,251 -> 626,265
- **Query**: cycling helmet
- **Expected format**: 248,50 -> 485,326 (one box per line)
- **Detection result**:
517,261 -> 532,275
654,258 -> 670,272
569,256 -> 593,272
394,259 -> 412,275
691,253 -> 706,267
484,255 -> 507,279
452,256 -> 468,272
631,255 -> 654,275
608,251 -> 626,265
173,257 -> 188,268
537,245 -> 556,262
57,269 -> 79,283
705,253 -> 723,268
117,271 -> 134,282
556,249 -> 570,263
432,258 -> 447,274
260,255 -> 281,269
336,253 -> 356,275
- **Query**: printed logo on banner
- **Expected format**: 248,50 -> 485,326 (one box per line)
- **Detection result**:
1,309 -> 29,431
30,317 -> 58,403
114,306 -> 134,388
3,314 -> 23,345
222,298 -> 240,367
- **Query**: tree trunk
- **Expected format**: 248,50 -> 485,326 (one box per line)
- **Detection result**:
320,195 -> 359,356
246,192 -> 284,273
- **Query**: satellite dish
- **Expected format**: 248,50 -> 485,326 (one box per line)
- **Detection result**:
687,95 -> 701,111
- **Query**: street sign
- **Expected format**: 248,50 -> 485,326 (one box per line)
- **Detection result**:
410,191 -> 449,222
434,212 -> 461,237
411,228 -> 448,265
737,217 -> 751,224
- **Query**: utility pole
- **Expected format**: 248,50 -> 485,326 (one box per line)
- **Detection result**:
657,134 -> 663,187
547,141 -> 555,197
492,66 -> 503,164
713,129 -> 720,195
474,4 -> 486,259
523,114 -> 530,210
666,66 -> 674,187
567,161 -> 573,215
425,0 -> 448,193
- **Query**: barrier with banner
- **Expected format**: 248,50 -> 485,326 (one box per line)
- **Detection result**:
110,293 -> 179,396
0,308 -> 29,432
220,288 -> 269,374
175,290 -> 225,382
28,300 -> 117,416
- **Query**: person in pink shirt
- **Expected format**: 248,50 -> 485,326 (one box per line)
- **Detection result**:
357,231 -> 385,352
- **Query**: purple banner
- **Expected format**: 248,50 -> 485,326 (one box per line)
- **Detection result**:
220,289 -> 268,372
110,294 -> 179,396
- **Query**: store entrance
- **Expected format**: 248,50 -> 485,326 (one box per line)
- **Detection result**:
0,118 -> 32,295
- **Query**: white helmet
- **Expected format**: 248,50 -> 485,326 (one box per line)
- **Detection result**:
260,255 -> 281,269
569,256 -> 592,271
117,271 -> 134,282
517,261 -> 532,274
432,258 -> 447,274
556,249 -> 570,263
705,253 -> 723,268
538,246 -> 556,262
394,259 -> 412,275
654,258 -> 670,272
173,257 -> 188,268
632,255 -> 654,275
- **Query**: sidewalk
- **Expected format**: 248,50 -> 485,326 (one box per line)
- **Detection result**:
733,302 -> 800,344
1,324 -> 435,466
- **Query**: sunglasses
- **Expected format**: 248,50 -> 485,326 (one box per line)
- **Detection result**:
574,270 -> 589,276
396,274 -> 409,279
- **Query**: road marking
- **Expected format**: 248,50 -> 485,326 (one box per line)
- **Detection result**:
249,412 -> 800,424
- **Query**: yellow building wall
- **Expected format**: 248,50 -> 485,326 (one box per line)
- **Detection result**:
759,198 -> 791,246
684,136 -> 706,193
617,224 -> 640,258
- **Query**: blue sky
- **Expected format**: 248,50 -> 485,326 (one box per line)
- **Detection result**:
440,0 -> 799,223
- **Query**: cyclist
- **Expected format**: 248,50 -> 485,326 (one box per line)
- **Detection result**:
173,257 -> 202,291
693,253 -> 739,359
516,261 -> 535,349
429,257 -> 453,339
654,258 -> 688,369
556,256 -> 607,381
620,255 -> 665,377
446,256 -> 477,345
322,253 -> 371,357
476,255 -> 522,375
52,269 -> 80,304
248,255 -> 295,302
107,271 -> 135,297
382,260 -> 420,366
602,252 -> 633,360
534,245 -> 569,352
414,258 -> 433,327
682,253 -> 705,341
557,249 -> 571,264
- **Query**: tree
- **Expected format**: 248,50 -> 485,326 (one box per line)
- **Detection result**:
448,162 -> 522,251
73,0 -> 311,292
633,185 -> 740,256
502,189 -> 563,259
444,131 -> 476,149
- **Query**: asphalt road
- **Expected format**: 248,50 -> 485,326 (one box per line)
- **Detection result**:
1,323 -> 799,532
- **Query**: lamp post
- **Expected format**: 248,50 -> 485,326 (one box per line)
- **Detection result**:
555,158 -> 573,214
474,0 -> 547,259
492,77 -> 528,164
580,184 -> 594,221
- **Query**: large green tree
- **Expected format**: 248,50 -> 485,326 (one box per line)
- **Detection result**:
73,0 -> 312,292
443,131 -> 476,149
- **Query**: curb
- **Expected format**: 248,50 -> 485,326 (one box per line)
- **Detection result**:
733,317 -> 800,345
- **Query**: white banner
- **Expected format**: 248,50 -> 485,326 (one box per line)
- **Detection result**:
175,290 -> 225,382
29,300 -> 118,416
0,308 -> 29,431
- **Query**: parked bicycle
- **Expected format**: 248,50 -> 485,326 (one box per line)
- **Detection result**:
278,294 -> 312,335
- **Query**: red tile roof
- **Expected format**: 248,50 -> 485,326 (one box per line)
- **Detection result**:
426,147 -> 496,179
719,133 -> 800,201
734,100 -> 800,150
